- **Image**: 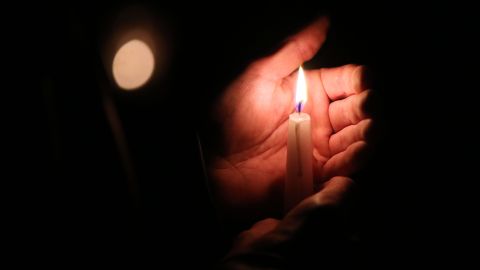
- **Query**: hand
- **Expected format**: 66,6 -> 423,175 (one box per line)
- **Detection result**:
208,17 -> 373,225
221,176 -> 356,269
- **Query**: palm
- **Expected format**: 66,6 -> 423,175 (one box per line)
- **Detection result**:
208,18 -> 372,225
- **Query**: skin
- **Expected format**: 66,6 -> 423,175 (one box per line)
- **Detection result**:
225,176 -> 355,262
208,17 -> 373,225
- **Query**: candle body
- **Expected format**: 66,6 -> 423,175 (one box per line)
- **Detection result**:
285,112 -> 313,212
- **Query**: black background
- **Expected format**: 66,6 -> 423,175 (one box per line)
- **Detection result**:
20,0 -> 479,267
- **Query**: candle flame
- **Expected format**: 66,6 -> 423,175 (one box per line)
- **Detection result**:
295,66 -> 307,111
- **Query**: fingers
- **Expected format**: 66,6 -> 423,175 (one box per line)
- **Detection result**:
250,218 -> 280,235
286,176 -> 354,218
303,70 -> 333,158
329,119 -> 373,155
320,64 -> 369,101
232,218 -> 280,252
254,17 -> 329,79
321,141 -> 368,181
312,176 -> 355,207
329,90 -> 371,132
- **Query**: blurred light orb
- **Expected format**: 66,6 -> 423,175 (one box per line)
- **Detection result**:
112,39 -> 154,90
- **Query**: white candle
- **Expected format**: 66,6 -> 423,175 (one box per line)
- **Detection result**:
285,66 -> 313,212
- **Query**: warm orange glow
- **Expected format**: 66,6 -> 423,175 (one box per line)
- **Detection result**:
295,66 -> 307,107
112,39 -> 154,90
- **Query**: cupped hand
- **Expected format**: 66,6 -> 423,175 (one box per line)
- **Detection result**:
208,17 -> 373,225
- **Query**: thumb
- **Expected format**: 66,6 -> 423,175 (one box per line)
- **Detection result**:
283,176 -> 354,227
252,17 -> 330,79
229,218 -> 280,254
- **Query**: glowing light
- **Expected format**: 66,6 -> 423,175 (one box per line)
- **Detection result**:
295,66 -> 307,111
112,39 -> 154,90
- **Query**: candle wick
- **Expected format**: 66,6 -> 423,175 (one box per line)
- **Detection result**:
297,102 -> 302,114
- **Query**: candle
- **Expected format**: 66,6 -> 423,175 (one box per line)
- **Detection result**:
285,66 -> 313,212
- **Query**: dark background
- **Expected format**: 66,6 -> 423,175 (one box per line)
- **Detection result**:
23,0 -> 478,267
